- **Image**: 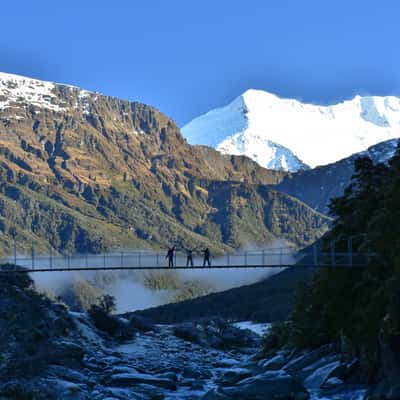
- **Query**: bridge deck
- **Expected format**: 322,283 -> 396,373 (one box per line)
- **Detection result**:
0,249 -> 374,273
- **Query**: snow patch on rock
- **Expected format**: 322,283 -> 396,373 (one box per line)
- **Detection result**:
0,72 -> 65,112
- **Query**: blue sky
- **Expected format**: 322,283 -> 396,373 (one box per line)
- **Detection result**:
1,0 -> 399,125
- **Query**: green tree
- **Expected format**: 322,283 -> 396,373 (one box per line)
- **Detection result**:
286,141 -> 400,352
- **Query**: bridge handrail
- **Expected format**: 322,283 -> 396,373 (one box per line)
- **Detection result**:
0,245 -> 380,273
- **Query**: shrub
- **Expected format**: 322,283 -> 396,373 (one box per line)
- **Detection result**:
98,294 -> 116,314
62,280 -> 103,311
0,264 -> 33,289
262,322 -> 291,356
88,295 -> 133,340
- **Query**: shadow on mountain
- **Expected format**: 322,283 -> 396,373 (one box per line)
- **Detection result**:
129,267 -> 317,324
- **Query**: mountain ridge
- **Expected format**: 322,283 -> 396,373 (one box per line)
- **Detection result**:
0,72 -> 329,254
182,89 -> 400,171
276,138 -> 399,214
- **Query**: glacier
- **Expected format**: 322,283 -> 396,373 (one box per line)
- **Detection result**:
182,89 -> 400,171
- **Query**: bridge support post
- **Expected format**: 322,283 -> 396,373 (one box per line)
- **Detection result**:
348,237 -> 353,267
156,253 -> 159,267
313,243 -> 318,266
13,237 -> 17,267
227,253 -> 230,267
330,241 -> 335,267
50,247 -> 53,270
262,250 -> 265,266
138,252 -> 141,267
121,251 -> 124,268
280,247 -> 283,266
31,243 -> 35,270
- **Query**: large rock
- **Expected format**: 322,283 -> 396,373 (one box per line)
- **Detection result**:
128,315 -> 155,332
259,352 -> 290,371
303,360 -> 341,389
173,323 -> 202,344
44,340 -> 84,367
220,370 -> 309,400
283,344 -> 337,375
107,372 -> 177,390
173,319 -> 259,350
47,365 -> 89,384
220,368 -> 253,386
202,389 -> 232,399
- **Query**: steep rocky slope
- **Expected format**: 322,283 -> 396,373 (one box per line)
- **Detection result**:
0,73 -> 329,255
276,139 -> 398,214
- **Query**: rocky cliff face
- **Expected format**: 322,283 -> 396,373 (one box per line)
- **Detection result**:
0,73 -> 329,255
276,139 -> 398,214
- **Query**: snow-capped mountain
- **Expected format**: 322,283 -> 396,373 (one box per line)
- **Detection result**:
181,89 -> 400,172
0,71 -> 94,117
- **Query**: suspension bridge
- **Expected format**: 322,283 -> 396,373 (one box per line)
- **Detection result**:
0,245 -> 376,273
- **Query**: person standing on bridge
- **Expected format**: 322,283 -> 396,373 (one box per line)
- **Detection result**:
185,248 -> 195,267
202,248 -> 211,267
166,246 -> 175,268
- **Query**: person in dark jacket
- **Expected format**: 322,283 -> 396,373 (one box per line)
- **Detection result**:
202,248 -> 211,266
166,246 -> 175,268
186,248 -> 195,267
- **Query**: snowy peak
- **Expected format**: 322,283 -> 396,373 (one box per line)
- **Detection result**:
217,134 -> 309,172
358,138 -> 398,164
0,72 -> 93,114
181,89 -> 309,172
0,72 -> 64,112
182,90 -> 400,171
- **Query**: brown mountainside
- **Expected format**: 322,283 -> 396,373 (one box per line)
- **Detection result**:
0,73 -> 329,255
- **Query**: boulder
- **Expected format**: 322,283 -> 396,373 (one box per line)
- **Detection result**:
259,352 -> 289,371
108,372 -> 177,390
191,380 -> 205,390
319,359 -> 360,386
220,368 -> 253,386
303,360 -> 341,389
47,365 -> 89,384
182,365 -> 212,379
323,377 -> 344,388
129,315 -> 155,332
213,357 -> 240,368
202,389 -> 232,399
173,319 -> 259,350
173,324 -> 202,344
156,371 -> 178,382
218,326 -> 258,350
283,344 -> 337,375
221,370 -> 309,400
104,365 -> 139,375
45,340 -> 84,366
89,306 -> 134,339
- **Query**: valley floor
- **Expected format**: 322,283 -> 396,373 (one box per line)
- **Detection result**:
0,272 -> 373,400
5,311 -> 366,400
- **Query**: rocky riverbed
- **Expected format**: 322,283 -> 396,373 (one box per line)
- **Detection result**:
0,269 -> 376,400
0,312 -> 367,399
